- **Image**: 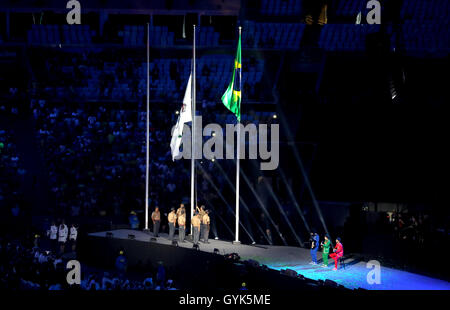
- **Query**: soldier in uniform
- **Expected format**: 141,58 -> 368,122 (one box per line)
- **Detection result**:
192,211 -> 201,245
168,207 -> 177,240
196,205 -> 206,239
178,209 -> 186,242
176,203 -> 185,218
151,207 -> 161,237
202,210 -> 211,243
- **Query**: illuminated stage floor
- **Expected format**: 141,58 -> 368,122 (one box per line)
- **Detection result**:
89,229 -> 450,290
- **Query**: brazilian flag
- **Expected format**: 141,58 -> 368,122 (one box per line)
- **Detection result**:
221,31 -> 241,121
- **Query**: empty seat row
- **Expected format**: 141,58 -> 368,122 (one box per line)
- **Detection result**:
120,25 -> 175,46
260,0 -> 302,16
243,22 -> 305,49
27,24 -> 94,45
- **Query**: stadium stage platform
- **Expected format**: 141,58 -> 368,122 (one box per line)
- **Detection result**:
82,229 -> 450,290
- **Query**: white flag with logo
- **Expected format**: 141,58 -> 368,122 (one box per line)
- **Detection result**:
170,74 -> 192,160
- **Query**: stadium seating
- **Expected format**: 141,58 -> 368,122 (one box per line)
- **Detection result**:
400,0 -> 449,21
260,0 -> 302,16
400,20 -> 449,56
243,21 -> 305,49
197,26 -> 221,47
333,0 -> 366,18
30,49 -> 265,102
0,128 -> 24,207
318,24 -> 382,51
398,0 -> 449,55
27,24 -> 94,45
120,25 -> 175,47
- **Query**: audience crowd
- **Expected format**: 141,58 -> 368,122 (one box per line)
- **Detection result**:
0,127 -> 25,219
0,233 -> 178,290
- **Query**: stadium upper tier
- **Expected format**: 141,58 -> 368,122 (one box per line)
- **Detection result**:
0,0 -> 447,56
0,0 -> 240,14
29,48 -> 267,102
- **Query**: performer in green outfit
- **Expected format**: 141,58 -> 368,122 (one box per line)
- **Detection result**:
321,235 -> 331,267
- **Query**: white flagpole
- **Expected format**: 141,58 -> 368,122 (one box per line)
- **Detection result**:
190,25 -> 196,235
144,23 -> 150,230
234,26 -> 242,244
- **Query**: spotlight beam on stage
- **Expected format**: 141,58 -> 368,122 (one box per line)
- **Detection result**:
239,166 -> 287,245
277,109 -> 331,240
202,194 -> 223,239
197,163 -> 256,243
278,167 -> 311,234
214,161 -> 272,244
263,175 -> 304,247
249,161 -> 304,247
290,143 -> 317,231
290,142 -> 331,240
204,197 -> 235,239
215,212 -> 235,240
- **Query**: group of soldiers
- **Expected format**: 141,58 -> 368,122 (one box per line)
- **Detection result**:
150,204 -> 211,245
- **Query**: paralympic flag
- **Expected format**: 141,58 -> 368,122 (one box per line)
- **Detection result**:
170,73 -> 192,160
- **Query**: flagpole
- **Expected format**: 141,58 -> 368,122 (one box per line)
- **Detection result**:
190,24 -> 196,235
144,22 -> 150,231
234,26 -> 242,244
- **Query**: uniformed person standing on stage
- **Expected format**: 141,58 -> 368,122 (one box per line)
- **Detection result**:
197,205 -> 206,239
151,207 -> 161,237
178,209 -> 186,243
202,210 -> 211,243
176,203 -> 185,218
197,205 -> 206,218
168,208 -> 177,240
192,211 -> 201,245
69,224 -> 78,252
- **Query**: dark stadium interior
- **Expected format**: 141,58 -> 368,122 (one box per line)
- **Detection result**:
0,0 -> 448,292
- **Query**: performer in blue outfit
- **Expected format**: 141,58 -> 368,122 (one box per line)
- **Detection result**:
115,250 -> 128,277
129,211 -> 139,229
309,232 -> 320,265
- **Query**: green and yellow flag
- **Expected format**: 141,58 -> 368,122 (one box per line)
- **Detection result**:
221,31 -> 241,121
